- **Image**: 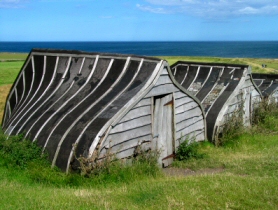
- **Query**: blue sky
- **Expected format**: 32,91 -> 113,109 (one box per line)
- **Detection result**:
0,0 -> 278,41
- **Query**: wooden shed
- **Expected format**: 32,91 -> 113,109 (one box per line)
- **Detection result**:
252,73 -> 278,102
170,61 -> 262,143
2,49 -> 206,172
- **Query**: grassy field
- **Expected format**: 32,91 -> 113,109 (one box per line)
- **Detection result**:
159,56 -> 278,73
0,53 -> 278,209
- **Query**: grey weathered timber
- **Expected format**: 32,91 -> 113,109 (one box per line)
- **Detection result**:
2,49 -> 206,172
171,61 -> 262,142
252,73 -> 278,102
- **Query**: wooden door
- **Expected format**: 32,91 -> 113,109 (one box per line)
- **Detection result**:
243,88 -> 251,126
153,94 -> 174,167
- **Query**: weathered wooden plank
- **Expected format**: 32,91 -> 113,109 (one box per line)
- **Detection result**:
176,118 -> 204,133
132,97 -> 151,108
155,75 -> 173,86
161,67 -> 169,75
174,91 -> 188,99
119,105 -> 151,123
176,129 -> 205,142
175,114 -> 203,125
175,104 -> 201,116
112,142 -> 152,160
152,97 -> 160,151
176,126 -> 205,143
99,134 -> 152,158
110,115 -> 151,134
106,124 -> 152,147
145,83 -> 179,98
154,97 -> 164,166
176,115 -> 204,131
194,130 -> 206,141
161,94 -> 173,167
175,95 -> 193,107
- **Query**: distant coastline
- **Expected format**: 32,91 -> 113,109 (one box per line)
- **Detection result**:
0,41 -> 278,58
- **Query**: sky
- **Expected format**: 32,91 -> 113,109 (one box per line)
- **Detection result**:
0,0 -> 278,41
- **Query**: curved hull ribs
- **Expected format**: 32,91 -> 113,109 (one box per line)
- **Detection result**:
171,61 -> 262,142
252,73 -> 278,102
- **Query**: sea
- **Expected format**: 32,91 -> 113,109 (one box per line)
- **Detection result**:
0,41 -> 278,58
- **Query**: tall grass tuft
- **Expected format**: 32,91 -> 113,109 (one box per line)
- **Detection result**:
252,97 -> 278,133
175,137 -> 205,161
0,130 -> 48,170
76,144 -> 161,184
216,103 -> 245,147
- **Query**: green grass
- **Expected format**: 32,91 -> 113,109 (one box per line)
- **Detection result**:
0,130 -> 278,209
159,56 -> 278,73
0,61 -> 23,85
0,53 -> 27,61
0,53 -> 27,86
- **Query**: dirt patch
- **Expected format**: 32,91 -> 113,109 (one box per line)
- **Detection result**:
163,167 -> 224,177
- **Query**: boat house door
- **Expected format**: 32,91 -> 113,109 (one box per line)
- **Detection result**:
153,94 -> 174,167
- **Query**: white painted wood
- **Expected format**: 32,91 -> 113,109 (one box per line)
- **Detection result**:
113,143 -> 152,160
118,105 -> 151,124
164,94 -> 174,167
175,114 -> 203,126
78,57 -> 85,74
5,54 -> 31,105
15,56 -> 48,134
180,66 -> 189,85
176,129 -> 204,144
175,96 -> 193,107
145,83 -> 179,98
16,70 -> 26,110
153,94 -> 174,167
155,75 -> 173,86
110,115 -> 151,134
14,88 -> 18,105
131,97 -> 151,108
187,66 -> 200,90
243,87 -> 251,126
174,91 -> 188,99
194,130 -> 206,142
175,104 -> 201,116
152,97 -> 161,152
99,135 -> 152,158
173,67 -> 177,76
200,67 -> 213,89
161,67 -> 168,75
172,93 -> 177,153
176,120 -> 204,139
176,116 -> 204,132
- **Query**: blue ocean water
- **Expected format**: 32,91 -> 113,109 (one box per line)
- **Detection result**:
0,41 -> 277,58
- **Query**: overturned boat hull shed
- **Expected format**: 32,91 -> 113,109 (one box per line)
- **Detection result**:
170,61 -> 261,143
252,73 -> 278,102
2,49 -> 206,172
